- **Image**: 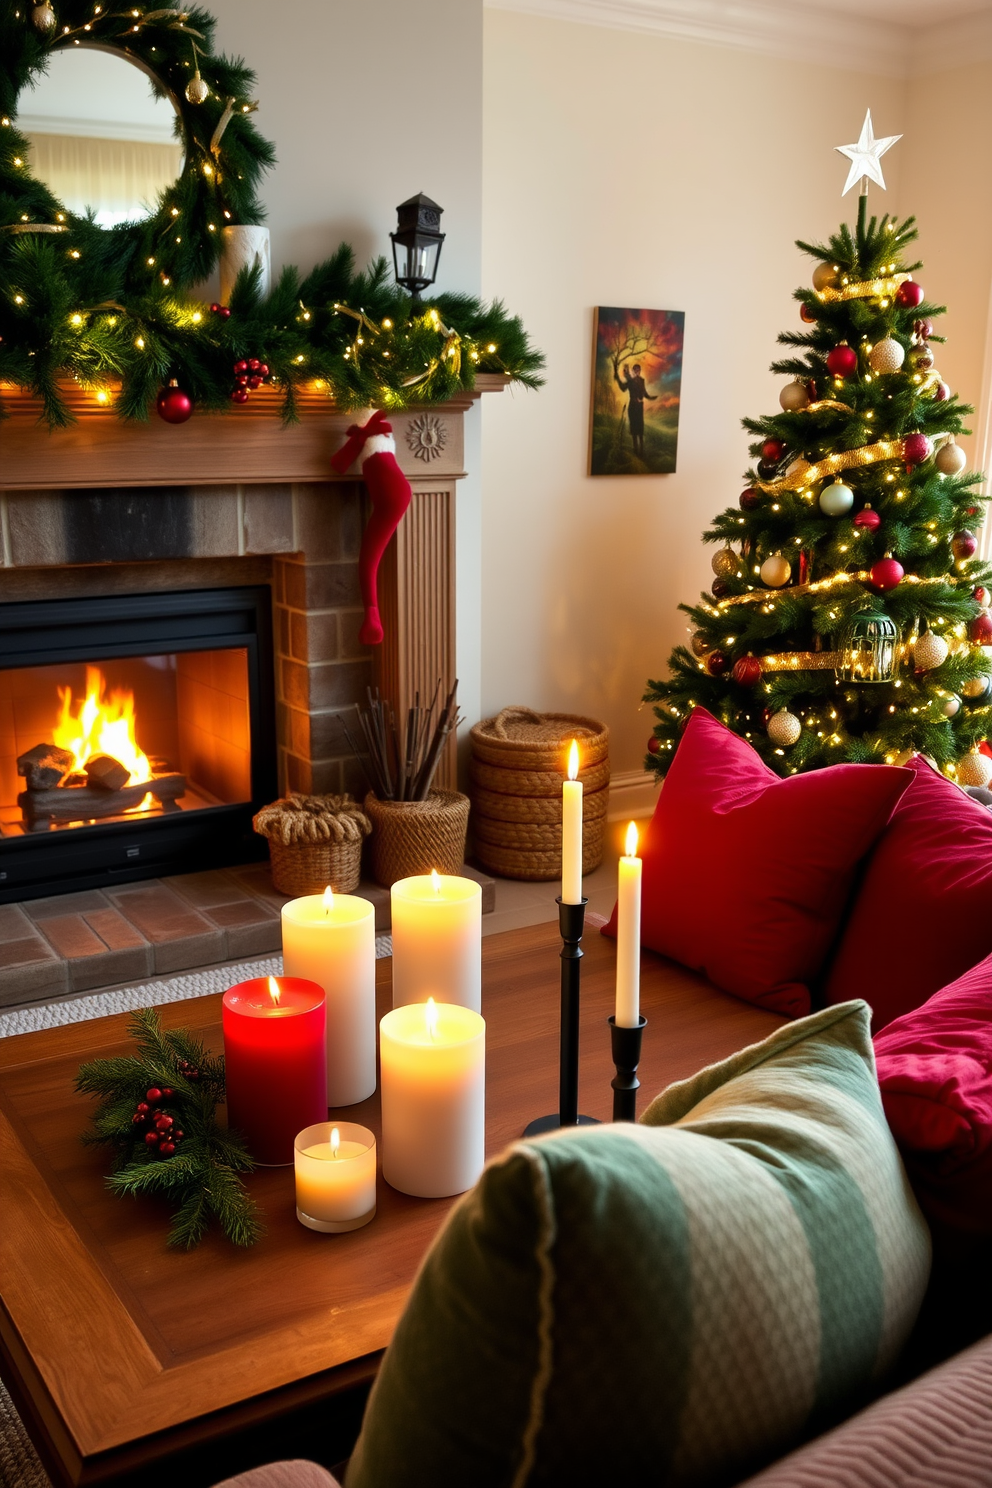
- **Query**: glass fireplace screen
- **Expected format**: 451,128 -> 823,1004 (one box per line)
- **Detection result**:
0,648 -> 252,837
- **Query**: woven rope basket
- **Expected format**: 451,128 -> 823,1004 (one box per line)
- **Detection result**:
470,707 -> 609,771
469,782 -> 609,826
473,815 -> 608,854
469,757 -> 611,799
365,789 -> 470,888
477,835 -> 607,883
253,793 -> 371,896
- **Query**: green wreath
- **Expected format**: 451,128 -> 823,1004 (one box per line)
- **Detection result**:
0,0 -> 544,425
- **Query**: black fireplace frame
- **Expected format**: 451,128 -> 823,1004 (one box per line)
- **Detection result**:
0,586 -> 276,903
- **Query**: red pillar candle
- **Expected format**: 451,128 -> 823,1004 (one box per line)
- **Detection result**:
222,976 -> 327,1166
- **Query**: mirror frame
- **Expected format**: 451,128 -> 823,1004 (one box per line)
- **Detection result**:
0,1 -> 274,291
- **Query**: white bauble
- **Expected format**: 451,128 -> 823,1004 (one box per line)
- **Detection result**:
958,751 -> 992,788
779,380 -> 810,412
760,553 -> 792,588
185,73 -> 209,104
942,693 -> 962,717
935,440 -> 967,476
767,710 -> 801,747
913,632 -> 950,671
963,675 -> 992,699
711,547 -> 737,578
868,336 -> 906,374
819,480 -> 855,517
812,262 -> 839,293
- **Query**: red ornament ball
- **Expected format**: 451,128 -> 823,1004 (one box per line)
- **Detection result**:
647,735 -> 661,755
706,650 -> 728,675
144,1130 -> 159,1147
248,375 -> 262,389
826,343 -> 858,378
903,432 -> 933,467
155,383 -> 193,425
136,1101 -> 150,1114
218,306 -> 231,319
974,586 -> 991,606
161,1088 -> 173,1098
740,488 -> 761,511
896,280 -> 925,309
248,358 -> 261,372
259,363 -> 270,379
870,557 -> 905,592
159,1142 -> 176,1156
731,654 -> 763,687
231,388 -> 250,404
933,381 -> 950,402
146,1088 -> 162,1102
234,359 -> 248,374
953,531 -> 978,561
799,302 -> 817,323
971,612 -> 992,644
711,578 -> 730,599
761,438 -> 787,462
210,302 -> 220,313
853,505 -> 881,532
915,318 -> 933,340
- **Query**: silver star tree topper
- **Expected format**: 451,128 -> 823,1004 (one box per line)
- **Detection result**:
836,110 -> 902,196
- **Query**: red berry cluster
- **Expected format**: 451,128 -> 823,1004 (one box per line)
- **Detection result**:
210,301 -> 232,320
130,1086 -> 185,1158
231,358 -> 272,404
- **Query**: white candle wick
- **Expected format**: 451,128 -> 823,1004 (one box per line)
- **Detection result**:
330,1125 -> 340,1158
426,996 -> 438,1041
267,975 -> 281,1006
323,884 -> 334,917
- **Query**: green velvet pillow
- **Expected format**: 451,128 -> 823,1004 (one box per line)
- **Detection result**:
345,1003 -> 931,1488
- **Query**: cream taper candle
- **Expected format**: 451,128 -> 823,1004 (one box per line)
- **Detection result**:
615,821 -> 642,1028
390,872 -> 482,1011
379,998 -> 485,1197
561,738 -> 583,904
281,888 -> 376,1107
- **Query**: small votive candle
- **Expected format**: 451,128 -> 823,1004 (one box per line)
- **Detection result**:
295,1121 -> 377,1233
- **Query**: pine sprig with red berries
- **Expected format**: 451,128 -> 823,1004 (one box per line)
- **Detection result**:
76,1008 -> 262,1250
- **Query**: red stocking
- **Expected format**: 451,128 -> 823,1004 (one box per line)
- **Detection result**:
330,410 -> 412,645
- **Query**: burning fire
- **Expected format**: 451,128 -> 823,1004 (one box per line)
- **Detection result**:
53,666 -> 153,788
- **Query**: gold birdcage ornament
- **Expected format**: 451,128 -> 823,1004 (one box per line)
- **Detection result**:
836,612 -> 900,683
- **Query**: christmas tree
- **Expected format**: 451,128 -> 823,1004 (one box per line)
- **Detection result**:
645,114 -> 992,787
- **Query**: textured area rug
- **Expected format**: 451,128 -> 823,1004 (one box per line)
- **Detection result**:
0,1379 -> 48,1488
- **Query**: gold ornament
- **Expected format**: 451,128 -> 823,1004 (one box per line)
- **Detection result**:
711,547 -> 737,579
958,751 -> 992,788
31,0 -> 56,28
779,380 -> 810,412
867,336 -> 905,374
812,262 -> 839,293
690,631 -> 712,658
913,632 -> 950,671
935,440 -> 967,476
186,72 -> 209,104
760,553 -> 792,588
767,710 -> 801,747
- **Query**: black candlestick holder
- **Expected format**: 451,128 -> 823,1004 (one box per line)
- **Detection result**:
524,897 -> 599,1136
608,1014 -> 647,1122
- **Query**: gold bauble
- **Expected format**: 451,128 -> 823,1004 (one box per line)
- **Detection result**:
935,440 -> 967,476
760,553 -> 791,588
690,631 -> 712,658
958,751 -> 992,788
779,380 -> 810,412
711,547 -> 737,579
867,336 -> 905,375
812,262 -> 839,293
767,711 -> 801,747
32,2 -> 56,29
185,72 -> 209,104
913,632 -> 949,671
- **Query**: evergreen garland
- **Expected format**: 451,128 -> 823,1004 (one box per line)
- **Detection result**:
76,1007 -> 262,1249
0,1 -> 544,425
645,209 -> 992,778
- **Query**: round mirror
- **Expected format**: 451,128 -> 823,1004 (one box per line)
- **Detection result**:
18,48 -> 182,227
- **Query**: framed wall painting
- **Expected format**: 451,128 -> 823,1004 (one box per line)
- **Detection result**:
589,306 -> 685,476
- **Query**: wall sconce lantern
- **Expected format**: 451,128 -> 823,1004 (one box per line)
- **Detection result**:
390,193 -> 445,306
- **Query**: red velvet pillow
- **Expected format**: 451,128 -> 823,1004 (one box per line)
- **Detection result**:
825,757 -> 992,1030
602,708 -> 910,1017
875,954 -> 992,1236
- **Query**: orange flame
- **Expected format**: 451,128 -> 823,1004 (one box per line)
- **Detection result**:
567,739 -> 579,781
430,869 -> 441,894
323,885 -> 335,914
53,666 -> 152,786
268,976 -> 281,1006
330,1126 -> 340,1157
625,821 -> 639,858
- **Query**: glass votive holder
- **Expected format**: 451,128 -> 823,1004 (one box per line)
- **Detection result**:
294,1121 -> 377,1234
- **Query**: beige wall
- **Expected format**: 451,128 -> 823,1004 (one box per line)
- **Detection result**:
480,9 -> 919,776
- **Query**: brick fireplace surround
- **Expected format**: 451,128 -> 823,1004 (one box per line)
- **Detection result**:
0,379 -> 501,1002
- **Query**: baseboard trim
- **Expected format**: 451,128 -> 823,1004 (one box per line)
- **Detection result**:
607,769 -> 658,821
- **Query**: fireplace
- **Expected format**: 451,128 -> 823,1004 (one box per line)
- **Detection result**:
0,587 -> 275,902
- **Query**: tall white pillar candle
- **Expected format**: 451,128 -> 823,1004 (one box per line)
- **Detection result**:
281,889 -> 377,1106
561,738 -> 583,904
379,999 -> 485,1197
615,821 -> 642,1028
390,872 -> 482,1011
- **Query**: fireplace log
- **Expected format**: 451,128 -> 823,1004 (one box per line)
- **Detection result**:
85,755 -> 131,792
17,743 -> 75,790
19,773 -> 186,824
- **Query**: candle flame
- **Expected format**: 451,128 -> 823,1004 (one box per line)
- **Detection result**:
426,996 -> 438,1040
323,885 -> 334,915
330,1126 -> 340,1158
268,976 -> 281,1006
625,821 -> 639,858
431,869 -> 441,894
567,739 -> 579,781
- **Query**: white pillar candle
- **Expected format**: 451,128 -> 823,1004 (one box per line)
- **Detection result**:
295,1121 -> 377,1233
219,224 -> 271,303
615,821 -> 642,1028
379,999 -> 485,1198
281,889 -> 377,1107
561,738 -> 583,904
390,872 -> 482,1011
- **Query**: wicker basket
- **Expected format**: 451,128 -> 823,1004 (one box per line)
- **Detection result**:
253,793 -> 371,896
365,789 -> 470,888
469,707 -> 609,881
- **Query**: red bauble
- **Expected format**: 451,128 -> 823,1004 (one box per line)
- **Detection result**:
146,1088 -> 162,1102
248,376 -> 262,389
761,438 -> 787,462
706,650 -> 728,675
217,306 -> 231,319
234,359 -> 248,374
799,302 -> 817,323
974,587 -> 990,606
647,735 -> 661,755
136,1101 -> 149,1114
159,1141 -> 176,1156
711,578 -> 730,599
259,363 -> 270,379
933,381 -> 950,402
896,280 -> 925,309
161,1088 -> 173,1098
210,302 -> 220,313
231,388 -> 250,404
971,612 -> 992,643
248,358 -> 261,372
155,382 -> 193,425
131,1113 -> 144,1125
174,1129 -> 184,1140
853,505 -> 881,532
953,531 -> 978,561
740,488 -> 760,511
144,1131 -> 159,1147
869,557 -> 904,592
981,742 -> 992,760
915,318 -> 934,340
826,343 -> 858,377
902,432 -> 933,467
731,654 -> 763,686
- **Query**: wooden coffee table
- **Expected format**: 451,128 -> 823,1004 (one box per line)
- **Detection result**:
0,921 -> 783,1487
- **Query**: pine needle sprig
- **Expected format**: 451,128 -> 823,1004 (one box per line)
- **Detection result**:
76,1008 -> 262,1250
